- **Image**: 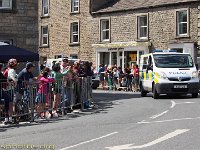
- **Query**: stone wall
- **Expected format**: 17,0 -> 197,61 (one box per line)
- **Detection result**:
39,0 -> 93,62
91,2 -> 199,61
0,0 -> 38,53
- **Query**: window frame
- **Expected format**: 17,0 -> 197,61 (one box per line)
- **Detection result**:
0,0 -> 12,9
100,19 -> 110,42
70,21 -> 80,44
176,8 -> 189,37
0,39 -> 13,45
137,14 -> 148,40
42,0 -> 49,16
71,0 -> 79,13
41,26 -> 49,46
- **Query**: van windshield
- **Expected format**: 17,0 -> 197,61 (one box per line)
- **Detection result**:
153,54 -> 194,68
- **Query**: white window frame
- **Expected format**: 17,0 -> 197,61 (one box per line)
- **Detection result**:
71,0 -> 79,13
0,0 -> 12,9
41,26 -> 49,46
70,21 -> 79,44
137,14 -> 148,40
100,19 -> 110,42
176,9 -> 189,36
0,39 -> 13,45
42,0 -> 49,16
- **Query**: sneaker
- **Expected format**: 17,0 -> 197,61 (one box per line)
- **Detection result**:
34,113 -> 39,119
52,112 -> 58,118
46,113 -> 52,119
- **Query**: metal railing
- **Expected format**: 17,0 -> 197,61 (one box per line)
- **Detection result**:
0,76 -> 93,123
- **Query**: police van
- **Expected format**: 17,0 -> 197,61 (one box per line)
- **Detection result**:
139,50 -> 199,99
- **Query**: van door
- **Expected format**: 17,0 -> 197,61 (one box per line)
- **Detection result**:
145,55 -> 153,91
141,56 -> 149,91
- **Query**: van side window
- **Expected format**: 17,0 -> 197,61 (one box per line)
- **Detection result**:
148,56 -> 153,70
142,57 -> 148,69
148,56 -> 152,66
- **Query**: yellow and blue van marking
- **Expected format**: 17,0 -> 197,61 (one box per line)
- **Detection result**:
140,71 -> 160,83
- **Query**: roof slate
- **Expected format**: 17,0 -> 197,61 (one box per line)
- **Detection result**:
93,0 -> 199,13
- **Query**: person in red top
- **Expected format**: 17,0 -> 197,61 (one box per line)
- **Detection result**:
35,71 -> 55,118
133,64 -> 139,92
3,66 -> 9,78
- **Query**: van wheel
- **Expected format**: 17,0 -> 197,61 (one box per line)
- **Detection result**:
141,85 -> 147,97
153,85 -> 159,99
192,93 -> 198,98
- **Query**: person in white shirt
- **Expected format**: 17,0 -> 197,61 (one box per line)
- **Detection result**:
4,58 -> 18,124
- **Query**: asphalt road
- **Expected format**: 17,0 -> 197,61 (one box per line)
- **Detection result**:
0,90 -> 200,150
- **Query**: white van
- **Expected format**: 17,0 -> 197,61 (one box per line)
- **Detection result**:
139,50 -> 199,99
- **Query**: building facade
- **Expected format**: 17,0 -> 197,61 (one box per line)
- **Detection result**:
39,0 -> 95,63
91,0 -> 200,70
0,0 -> 38,54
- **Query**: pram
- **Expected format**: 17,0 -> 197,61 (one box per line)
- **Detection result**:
118,77 -> 128,91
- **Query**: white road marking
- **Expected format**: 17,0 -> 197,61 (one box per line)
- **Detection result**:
59,132 -> 118,150
150,110 -> 169,119
176,102 -> 196,104
105,129 -> 189,150
170,101 -> 195,109
138,116 -> 200,124
137,120 -> 150,124
171,100 -> 176,108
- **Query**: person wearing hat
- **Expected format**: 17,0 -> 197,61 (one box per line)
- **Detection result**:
4,59 -> 18,124
17,62 -> 35,85
16,62 -> 36,103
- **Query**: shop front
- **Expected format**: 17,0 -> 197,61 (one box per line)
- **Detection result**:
93,41 -> 150,71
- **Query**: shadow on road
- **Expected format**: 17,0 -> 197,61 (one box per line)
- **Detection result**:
89,90 -> 141,114
1,90 -> 195,130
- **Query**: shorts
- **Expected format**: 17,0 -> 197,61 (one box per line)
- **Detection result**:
53,88 -> 62,94
133,77 -> 139,85
99,75 -> 104,82
35,93 -> 46,104
1,90 -> 14,103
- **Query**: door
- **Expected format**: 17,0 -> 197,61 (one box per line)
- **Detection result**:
111,52 -> 117,66
145,55 -> 153,91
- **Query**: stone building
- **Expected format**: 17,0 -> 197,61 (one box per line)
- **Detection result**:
0,0 -> 38,54
91,0 -> 200,70
38,0 -> 95,63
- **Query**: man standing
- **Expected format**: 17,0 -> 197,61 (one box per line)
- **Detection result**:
17,62 -> 35,100
60,58 -> 72,113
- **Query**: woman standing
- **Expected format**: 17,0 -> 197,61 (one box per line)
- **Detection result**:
133,65 -> 139,92
6,59 -> 18,124
51,63 -> 71,117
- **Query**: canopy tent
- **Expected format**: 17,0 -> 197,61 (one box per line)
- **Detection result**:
0,45 -> 39,62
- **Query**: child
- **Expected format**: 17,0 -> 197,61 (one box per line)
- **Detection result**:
35,71 -> 55,118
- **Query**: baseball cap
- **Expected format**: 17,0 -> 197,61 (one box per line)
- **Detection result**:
26,62 -> 35,69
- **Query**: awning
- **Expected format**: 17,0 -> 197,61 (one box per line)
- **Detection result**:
0,45 -> 39,62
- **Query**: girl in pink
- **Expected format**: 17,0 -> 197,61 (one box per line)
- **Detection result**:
35,71 -> 55,118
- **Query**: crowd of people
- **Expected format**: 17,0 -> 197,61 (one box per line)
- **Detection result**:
98,64 -> 140,92
0,57 -> 140,124
0,58 -> 94,125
